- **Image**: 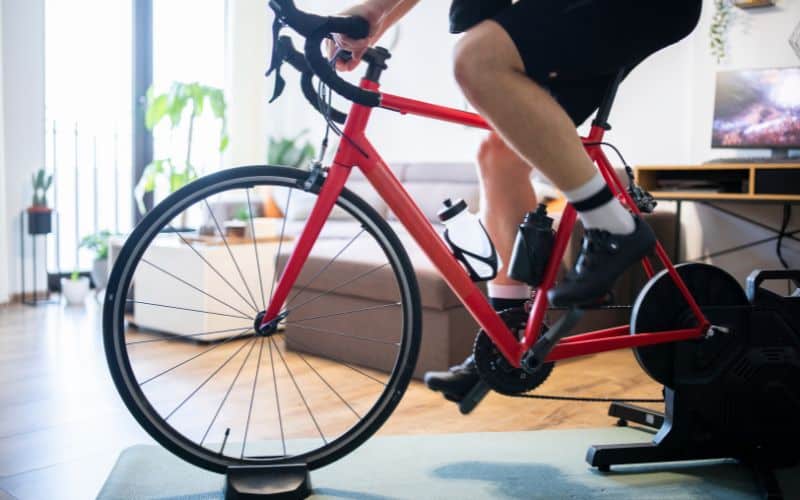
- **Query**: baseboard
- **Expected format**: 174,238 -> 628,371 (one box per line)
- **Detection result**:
7,290 -> 52,304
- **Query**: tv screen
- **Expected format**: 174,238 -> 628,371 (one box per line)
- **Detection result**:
711,67 -> 800,149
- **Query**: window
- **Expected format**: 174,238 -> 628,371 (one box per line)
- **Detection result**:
45,0 -> 133,273
45,0 -> 226,273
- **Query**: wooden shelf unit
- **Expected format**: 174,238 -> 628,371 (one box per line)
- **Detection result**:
635,163 -> 800,202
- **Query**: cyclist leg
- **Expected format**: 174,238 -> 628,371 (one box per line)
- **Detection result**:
478,132 -> 538,308
452,0 -> 700,307
424,132 -> 537,400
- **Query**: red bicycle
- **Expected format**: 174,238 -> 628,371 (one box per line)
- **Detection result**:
104,0 -> 748,473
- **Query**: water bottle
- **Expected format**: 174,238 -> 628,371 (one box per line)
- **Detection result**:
508,204 -> 555,287
438,198 -> 499,282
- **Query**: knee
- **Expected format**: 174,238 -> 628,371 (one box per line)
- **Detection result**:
477,134 -> 505,173
453,23 -> 507,103
477,133 -> 531,180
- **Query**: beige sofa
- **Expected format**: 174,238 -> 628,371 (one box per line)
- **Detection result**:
278,163 -> 676,379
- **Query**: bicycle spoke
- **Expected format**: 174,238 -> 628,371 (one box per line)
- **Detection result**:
200,336 -> 261,446
285,322 -> 400,346
108,168 -> 416,467
139,328 -> 252,386
246,189 -> 267,310
268,338 -> 287,456
277,340 -> 360,419
126,326 -> 252,345
270,337 -> 327,445
169,225 -> 259,314
241,337 -> 266,458
285,335 -> 387,386
267,187 -> 293,306
286,228 -> 365,308
204,199 -> 260,311
284,263 -> 389,316
289,302 -> 401,325
127,300 -> 251,320
141,258 -> 253,319
165,337 -> 257,421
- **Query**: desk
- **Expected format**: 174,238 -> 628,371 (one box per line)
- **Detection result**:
635,164 -> 800,262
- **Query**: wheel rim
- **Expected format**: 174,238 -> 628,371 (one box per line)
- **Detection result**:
104,167 -> 420,471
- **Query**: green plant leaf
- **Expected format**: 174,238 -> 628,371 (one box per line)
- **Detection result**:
145,92 -> 170,130
167,83 -> 189,128
187,82 -> 205,116
208,89 -> 226,118
219,133 -> 229,152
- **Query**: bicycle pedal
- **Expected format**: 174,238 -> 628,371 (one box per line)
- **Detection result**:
458,381 -> 490,415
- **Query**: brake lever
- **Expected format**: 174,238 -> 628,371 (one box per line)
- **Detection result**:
266,18 -> 289,103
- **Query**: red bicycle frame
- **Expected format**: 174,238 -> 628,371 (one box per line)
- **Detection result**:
262,78 -> 710,369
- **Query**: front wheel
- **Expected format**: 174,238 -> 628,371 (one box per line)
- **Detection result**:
104,166 -> 421,472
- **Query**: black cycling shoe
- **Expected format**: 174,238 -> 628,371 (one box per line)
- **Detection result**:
548,216 -> 656,307
423,355 -> 481,402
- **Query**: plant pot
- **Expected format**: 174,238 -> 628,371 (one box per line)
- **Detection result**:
91,258 -> 108,290
27,206 -> 52,235
61,276 -> 90,306
224,220 -> 247,238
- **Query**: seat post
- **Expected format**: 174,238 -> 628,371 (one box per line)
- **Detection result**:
592,68 -> 626,131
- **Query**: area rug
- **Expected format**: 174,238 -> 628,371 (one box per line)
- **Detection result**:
98,426 -> 799,499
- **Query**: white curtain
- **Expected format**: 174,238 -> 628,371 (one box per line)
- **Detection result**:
0,1 -> 9,303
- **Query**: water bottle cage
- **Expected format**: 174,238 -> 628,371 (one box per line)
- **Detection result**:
444,221 -> 499,282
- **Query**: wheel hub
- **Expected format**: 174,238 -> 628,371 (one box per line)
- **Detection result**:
253,310 -> 284,337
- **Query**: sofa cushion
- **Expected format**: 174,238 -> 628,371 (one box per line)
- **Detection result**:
393,181 -> 481,223
388,162 -> 480,222
278,229 -> 470,311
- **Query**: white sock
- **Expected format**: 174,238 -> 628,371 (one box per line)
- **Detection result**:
563,173 -> 635,234
487,283 -> 530,300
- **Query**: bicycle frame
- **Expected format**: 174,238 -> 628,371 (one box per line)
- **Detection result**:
262,77 -> 710,369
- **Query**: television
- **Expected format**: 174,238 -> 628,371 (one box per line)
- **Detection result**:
711,67 -> 800,159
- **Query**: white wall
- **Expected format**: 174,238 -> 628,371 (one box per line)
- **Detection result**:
0,0 -> 8,303
225,0 -> 271,167
2,0 -> 46,298
234,1 -> 799,289
677,1 -> 800,288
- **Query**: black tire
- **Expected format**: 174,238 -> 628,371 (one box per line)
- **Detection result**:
104,166 -> 421,472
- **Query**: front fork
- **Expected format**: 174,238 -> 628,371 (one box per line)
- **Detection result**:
260,164 -> 351,329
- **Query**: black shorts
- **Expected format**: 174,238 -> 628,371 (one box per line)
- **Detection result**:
450,0 -> 702,125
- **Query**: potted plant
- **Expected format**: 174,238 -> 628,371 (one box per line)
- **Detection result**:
61,271 -> 90,306
27,168 -> 53,235
136,82 -> 229,222
268,131 -> 317,219
80,230 -> 113,290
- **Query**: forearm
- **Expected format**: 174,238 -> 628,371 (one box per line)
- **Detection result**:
383,0 -> 420,26
369,0 -> 420,39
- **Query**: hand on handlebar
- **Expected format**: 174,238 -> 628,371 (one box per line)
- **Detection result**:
326,3 -> 385,71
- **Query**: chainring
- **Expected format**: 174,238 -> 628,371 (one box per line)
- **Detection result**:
473,307 -> 554,395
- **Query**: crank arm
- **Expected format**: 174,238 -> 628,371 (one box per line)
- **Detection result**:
522,307 -> 584,372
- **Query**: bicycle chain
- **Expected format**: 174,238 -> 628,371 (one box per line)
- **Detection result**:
503,392 -> 664,404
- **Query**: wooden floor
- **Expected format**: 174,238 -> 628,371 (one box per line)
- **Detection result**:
0,301 -> 662,499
